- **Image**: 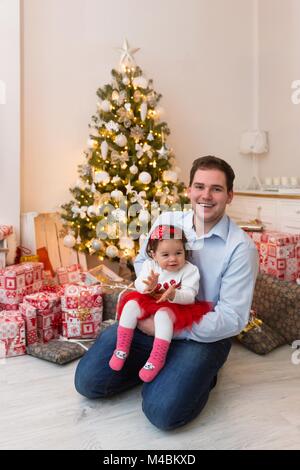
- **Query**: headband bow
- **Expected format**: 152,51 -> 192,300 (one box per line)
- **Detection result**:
150,225 -> 176,240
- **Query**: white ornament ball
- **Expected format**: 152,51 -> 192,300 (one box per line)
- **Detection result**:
139,172 -> 152,184
87,138 -> 98,149
94,171 -> 110,185
119,237 -> 135,250
132,76 -> 148,89
162,170 -> 178,183
129,165 -> 138,175
138,210 -> 150,223
63,234 -> 76,248
112,208 -> 127,222
122,76 -> 130,85
106,245 -> 119,258
115,133 -> 127,147
111,189 -> 123,200
91,239 -> 103,251
99,100 -> 111,112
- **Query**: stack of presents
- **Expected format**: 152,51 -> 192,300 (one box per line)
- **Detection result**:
247,231 -> 300,282
0,261 -> 131,359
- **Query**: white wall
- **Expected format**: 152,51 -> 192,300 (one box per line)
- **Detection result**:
0,0 -> 20,237
258,0 -> 300,182
21,0 -> 254,213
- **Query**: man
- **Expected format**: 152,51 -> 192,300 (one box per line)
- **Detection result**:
75,156 -> 259,430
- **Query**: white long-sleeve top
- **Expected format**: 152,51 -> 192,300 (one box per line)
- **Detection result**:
134,259 -> 200,305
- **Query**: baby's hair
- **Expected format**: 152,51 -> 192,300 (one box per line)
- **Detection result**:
146,225 -> 188,258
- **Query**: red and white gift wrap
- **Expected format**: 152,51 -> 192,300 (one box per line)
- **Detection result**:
23,292 -> 60,310
36,310 -> 61,343
0,311 -> 26,358
248,231 -> 300,281
0,262 -> 44,311
19,302 -> 38,345
61,284 -> 103,339
20,292 -> 62,344
56,264 -> 82,285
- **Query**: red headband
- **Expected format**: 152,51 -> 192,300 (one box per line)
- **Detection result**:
150,225 -> 176,240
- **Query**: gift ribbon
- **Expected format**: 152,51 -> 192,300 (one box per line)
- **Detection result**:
77,307 -> 91,321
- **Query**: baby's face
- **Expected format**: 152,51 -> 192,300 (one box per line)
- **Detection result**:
152,239 -> 185,272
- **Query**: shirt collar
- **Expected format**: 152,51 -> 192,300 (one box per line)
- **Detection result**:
187,211 -> 229,242
205,214 -> 229,241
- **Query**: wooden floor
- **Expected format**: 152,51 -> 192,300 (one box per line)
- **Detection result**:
1,341 -> 299,450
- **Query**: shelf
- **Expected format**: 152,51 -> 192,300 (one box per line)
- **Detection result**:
234,191 -> 300,199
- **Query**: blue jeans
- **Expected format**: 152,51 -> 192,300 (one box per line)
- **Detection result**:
74,323 -> 232,430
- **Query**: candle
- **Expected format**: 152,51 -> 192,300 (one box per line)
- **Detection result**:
290,176 -> 298,186
280,176 -> 289,186
264,177 -> 272,186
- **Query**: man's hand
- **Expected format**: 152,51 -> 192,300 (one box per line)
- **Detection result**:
143,270 -> 159,293
137,317 -> 155,336
156,284 -> 176,303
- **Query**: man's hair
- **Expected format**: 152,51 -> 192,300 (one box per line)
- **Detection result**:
189,155 -> 235,192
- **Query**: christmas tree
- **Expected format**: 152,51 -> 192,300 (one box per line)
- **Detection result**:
61,40 -> 188,264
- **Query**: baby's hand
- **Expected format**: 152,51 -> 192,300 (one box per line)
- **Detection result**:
143,270 -> 159,293
156,284 -> 176,303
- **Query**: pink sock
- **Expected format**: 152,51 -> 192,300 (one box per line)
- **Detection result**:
139,338 -> 170,383
109,325 -> 134,371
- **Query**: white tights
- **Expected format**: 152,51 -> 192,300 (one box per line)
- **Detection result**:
119,300 -> 174,342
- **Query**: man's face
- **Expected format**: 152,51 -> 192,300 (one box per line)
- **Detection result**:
187,168 -> 233,232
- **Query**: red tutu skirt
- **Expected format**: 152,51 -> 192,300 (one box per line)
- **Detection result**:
117,291 -> 212,332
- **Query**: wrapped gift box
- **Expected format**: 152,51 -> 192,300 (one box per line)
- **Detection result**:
0,311 -> 26,357
56,264 -> 82,285
62,309 -> 102,339
60,284 -> 103,339
36,314 -> 61,343
248,231 -> 300,281
20,291 -> 62,344
23,292 -> 60,310
0,262 -> 44,311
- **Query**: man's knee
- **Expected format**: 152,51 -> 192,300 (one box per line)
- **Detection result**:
142,396 -> 190,431
74,358 -> 109,399
142,382 -> 211,431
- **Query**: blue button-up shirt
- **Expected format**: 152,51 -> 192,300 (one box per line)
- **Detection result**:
134,211 -> 259,343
